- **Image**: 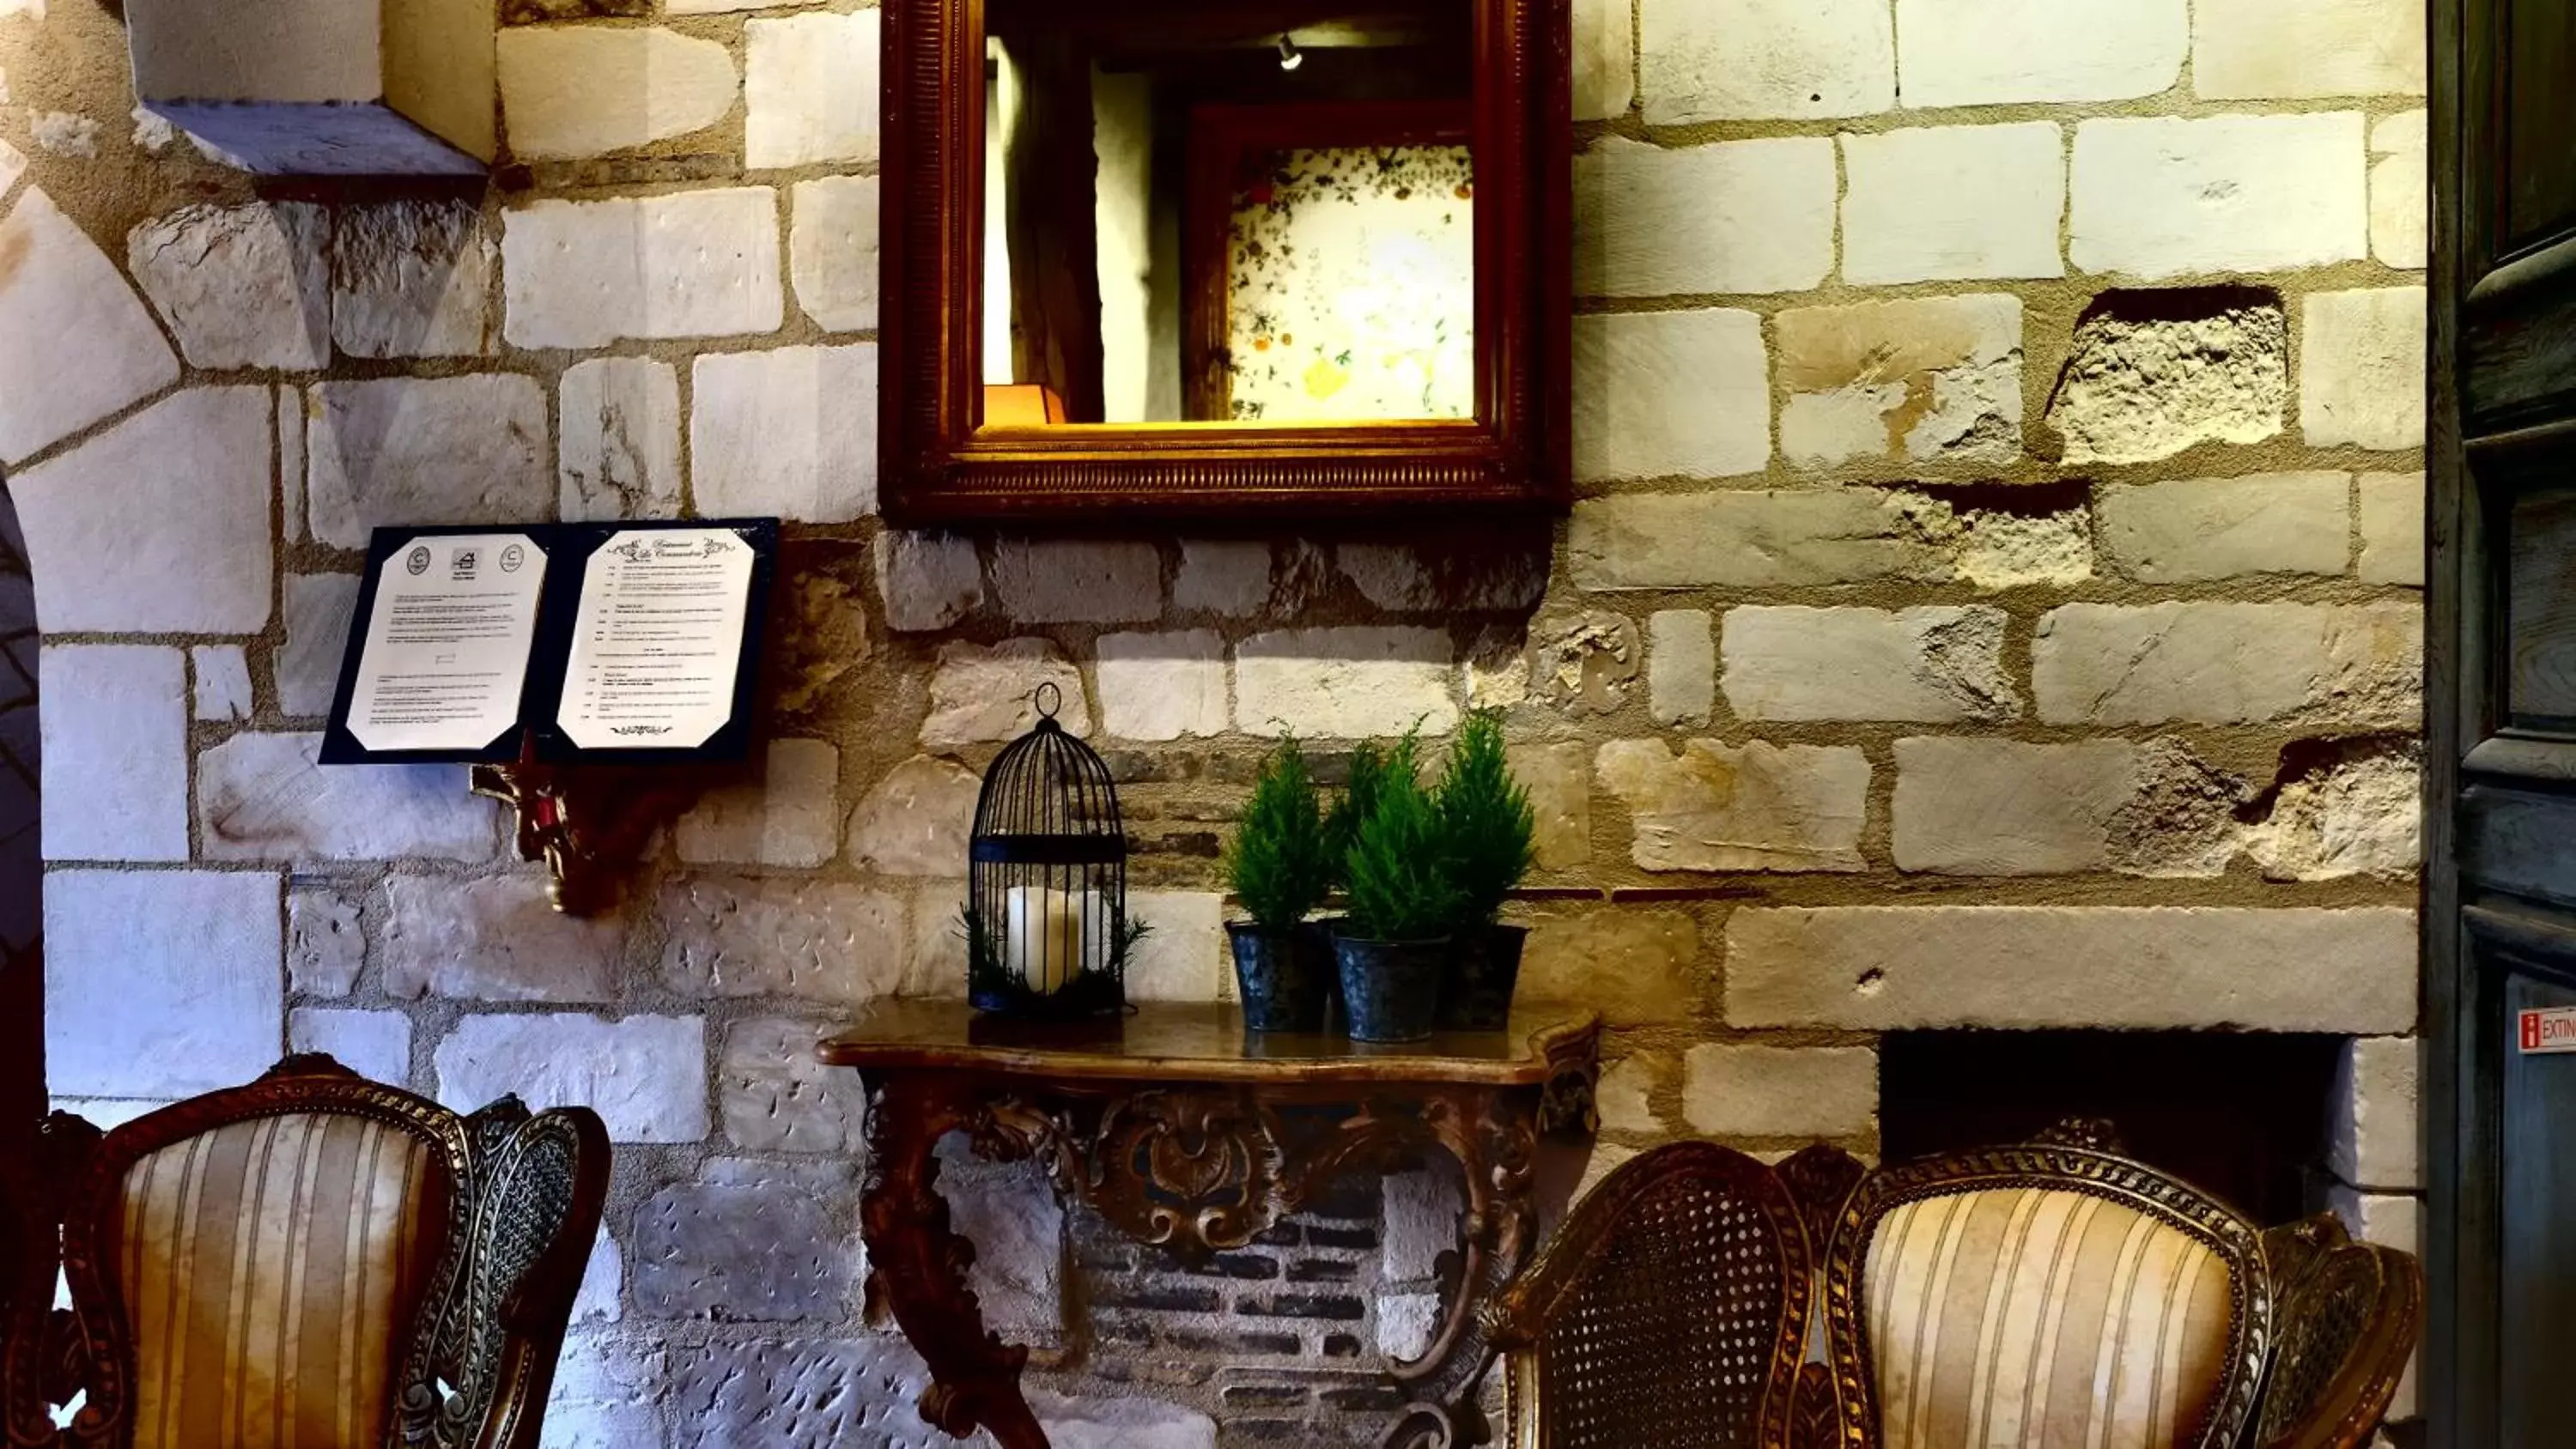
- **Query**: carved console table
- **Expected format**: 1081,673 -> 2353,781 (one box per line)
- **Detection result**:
819,1000 -> 1601,1449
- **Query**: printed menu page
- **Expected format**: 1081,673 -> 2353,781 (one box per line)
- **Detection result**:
556,528 -> 756,751
344,534 -> 546,754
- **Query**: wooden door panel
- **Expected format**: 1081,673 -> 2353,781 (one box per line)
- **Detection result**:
2488,919 -> 2576,1448
2504,0 -> 2576,251
2462,259 -> 2576,426
2506,488 -> 2576,724
2461,785 -> 2576,911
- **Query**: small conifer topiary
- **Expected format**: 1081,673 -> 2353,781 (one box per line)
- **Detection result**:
1225,737 -> 1333,933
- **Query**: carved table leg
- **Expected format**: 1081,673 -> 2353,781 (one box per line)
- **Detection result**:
1381,1087 -> 1540,1449
859,1074 -> 1050,1449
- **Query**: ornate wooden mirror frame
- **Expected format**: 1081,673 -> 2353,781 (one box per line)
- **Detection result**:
877,0 -> 1572,523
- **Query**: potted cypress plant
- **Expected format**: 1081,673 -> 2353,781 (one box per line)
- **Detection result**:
1224,737 -> 1334,1032
1434,709 -> 1535,1030
1334,731 -> 1464,1043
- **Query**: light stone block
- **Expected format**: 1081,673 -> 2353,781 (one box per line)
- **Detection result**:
0,138 -> 22,191
288,885 -> 364,996
559,357 -> 682,522
1841,123 -> 2065,285
690,344 -> 878,522
745,10 -> 880,168
306,374 -> 551,549
721,1016 -> 871,1152
331,201 -> 498,359
2330,1037 -> 2421,1190
12,387 -> 271,633
789,175 -> 879,332
1235,627 -> 1457,739
2372,111 -> 2427,269
1682,1044 -> 1877,1138
46,870 -> 282,1098
1722,606 -> 2020,723
572,1234 -> 623,1325
1572,311 -> 1770,482
1173,540 -> 1272,616
1098,631 -> 1229,741
1595,1055 -> 1664,1134
2194,0 -> 2426,99
1639,0 -> 1894,123
2358,472 -> 2427,586
289,1007 -> 410,1086
276,572 -> 360,718
435,1013 -> 708,1143
1572,0 -> 1635,120
659,876 -> 908,1003
191,646 -> 252,722
383,872 -> 622,1003
125,202 -> 330,369
2047,296 -> 2287,464
1126,890 -> 1226,1002
2303,288 -> 2427,452
198,732 -> 498,861
920,639 -> 1090,745
1336,543 -> 1546,614
675,737 -> 840,868
40,646 -> 188,862
1894,0 -> 2185,106
498,27 -> 738,160
1597,738 -> 1868,873
1727,906 -> 2419,1032
1510,741 -> 1595,872
1571,489 -> 1941,590
0,188 -> 181,466
988,538 -> 1161,623
1892,737 -> 2138,876
1647,610 -> 1714,727
2071,114 -> 2368,279
2245,746 -> 2421,882
1573,136 -> 1835,297
276,385 -> 306,542
1520,910 -> 1698,1025
2033,603 -> 2421,726
847,755 -> 978,876
876,530 -> 986,632
549,1341 -> 666,1449
2097,472 -> 2354,582
1777,294 -> 2023,467
503,189 -> 785,350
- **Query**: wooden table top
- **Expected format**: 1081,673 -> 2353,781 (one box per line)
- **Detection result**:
817,998 -> 1601,1087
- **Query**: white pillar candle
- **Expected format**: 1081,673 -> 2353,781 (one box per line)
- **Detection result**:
1004,884 -> 1092,994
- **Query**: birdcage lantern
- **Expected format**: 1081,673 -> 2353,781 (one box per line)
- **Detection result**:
964,683 -> 1132,1018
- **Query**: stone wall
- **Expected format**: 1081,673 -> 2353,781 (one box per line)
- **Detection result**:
0,0 -> 2428,1440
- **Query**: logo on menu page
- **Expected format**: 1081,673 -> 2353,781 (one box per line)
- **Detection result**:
452,547 -> 480,580
406,545 -> 432,576
501,543 -> 526,573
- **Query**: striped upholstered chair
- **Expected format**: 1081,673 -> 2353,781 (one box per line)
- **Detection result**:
1813,1124 -> 2275,1449
5,1054 -> 607,1449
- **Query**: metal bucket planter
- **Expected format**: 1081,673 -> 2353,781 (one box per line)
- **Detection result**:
1227,921 -> 1332,1033
1440,923 -> 1528,1031
1333,935 -> 1449,1043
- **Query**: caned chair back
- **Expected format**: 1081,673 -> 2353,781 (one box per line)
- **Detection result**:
39,1056 -> 607,1449
1491,1142 -> 1814,1449
2246,1216 -> 2420,1449
1819,1132 -> 2270,1449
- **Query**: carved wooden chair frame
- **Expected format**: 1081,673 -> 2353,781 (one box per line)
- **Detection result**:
1810,1125 -> 2276,1449
2249,1215 -> 2422,1449
2,1054 -> 608,1449
1485,1140 -> 1815,1449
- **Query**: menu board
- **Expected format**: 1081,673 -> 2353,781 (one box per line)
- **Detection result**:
320,520 -> 775,766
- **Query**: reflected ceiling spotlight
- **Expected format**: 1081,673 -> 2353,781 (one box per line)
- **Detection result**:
1277,32 -> 1303,70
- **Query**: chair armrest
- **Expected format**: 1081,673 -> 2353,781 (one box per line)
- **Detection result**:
2253,1214 -> 2423,1449
440,1103 -> 610,1449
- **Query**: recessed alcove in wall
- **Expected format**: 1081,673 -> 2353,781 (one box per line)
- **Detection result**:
1879,1030 -> 2345,1227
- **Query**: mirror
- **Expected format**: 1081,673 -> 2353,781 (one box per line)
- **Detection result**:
981,2 -> 1475,427
880,0 -> 1568,519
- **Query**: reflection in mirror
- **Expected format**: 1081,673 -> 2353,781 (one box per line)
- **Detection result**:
980,0 -> 1475,428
